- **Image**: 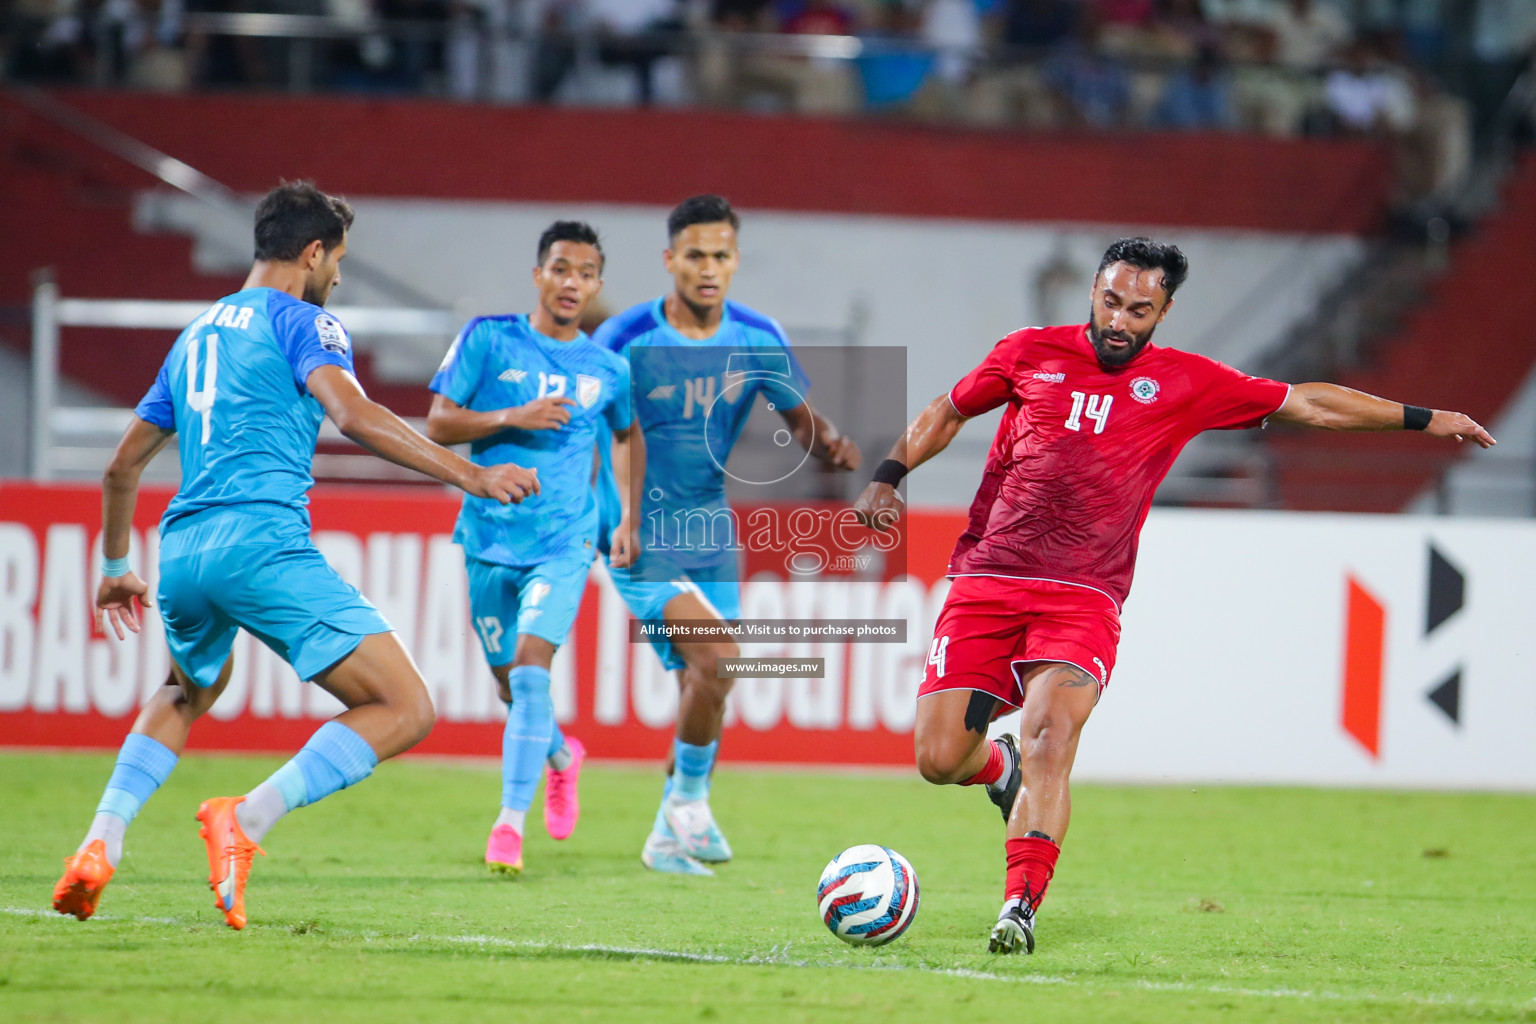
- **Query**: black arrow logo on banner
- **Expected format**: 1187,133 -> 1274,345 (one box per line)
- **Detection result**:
1424,544 -> 1465,726
1427,670 -> 1461,725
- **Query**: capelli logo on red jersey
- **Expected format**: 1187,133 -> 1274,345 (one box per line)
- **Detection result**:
1340,544 -> 1464,759
1032,372 -> 1066,383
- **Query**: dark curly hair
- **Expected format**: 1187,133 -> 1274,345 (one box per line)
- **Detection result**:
253,180 -> 353,262
536,220 -> 604,270
667,194 -> 739,241
1096,237 -> 1189,298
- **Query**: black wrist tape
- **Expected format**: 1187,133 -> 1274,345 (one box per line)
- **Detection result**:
1403,405 -> 1433,431
871,459 -> 908,486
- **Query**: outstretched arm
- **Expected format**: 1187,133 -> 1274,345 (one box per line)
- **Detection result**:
852,393 -> 969,531
97,415 -> 175,639
307,365 -> 541,501
424,392 -> 577,445
1272,383 -> 1496,448
777,400 -> 861,471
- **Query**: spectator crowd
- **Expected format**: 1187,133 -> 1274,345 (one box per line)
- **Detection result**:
5,0 -> 1535,212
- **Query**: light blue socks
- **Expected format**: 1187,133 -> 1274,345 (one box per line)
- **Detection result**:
672,739 -> 717,800
237,721 -> 377,843
654,738 -> 719,835
502,666 -> 555,815
95,733 -> 178,824
86,733 -> 178,865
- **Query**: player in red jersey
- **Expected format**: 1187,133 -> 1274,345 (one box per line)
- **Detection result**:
853,237 -> 1496,955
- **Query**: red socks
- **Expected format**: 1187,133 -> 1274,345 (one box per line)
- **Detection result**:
961,746 -> 1060,914
959,740 -> 1005,787
1004,834 -> 1060,912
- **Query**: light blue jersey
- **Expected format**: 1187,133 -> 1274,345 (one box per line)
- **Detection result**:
431,314 -> 631,568
136,287 -> 356,530
134,287 -> 389,686
592,298 -> 808,574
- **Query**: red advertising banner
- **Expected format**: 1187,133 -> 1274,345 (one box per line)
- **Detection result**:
0,481 -> 965,766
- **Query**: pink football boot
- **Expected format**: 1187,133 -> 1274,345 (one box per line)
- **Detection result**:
543,737 -> 585,840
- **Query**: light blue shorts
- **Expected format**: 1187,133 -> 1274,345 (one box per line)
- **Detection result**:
465,554 -> 594,667
607,557 -> 741,671
157,506 -> 391,688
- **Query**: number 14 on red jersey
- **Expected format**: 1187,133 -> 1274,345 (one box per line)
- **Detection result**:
1064,391 -> 1113,434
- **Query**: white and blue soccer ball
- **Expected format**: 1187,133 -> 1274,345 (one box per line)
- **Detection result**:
817,844 -> 920,946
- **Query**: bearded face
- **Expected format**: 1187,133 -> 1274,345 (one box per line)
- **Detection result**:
1085,263 -> 1171,368
1086,305 -> 1158,367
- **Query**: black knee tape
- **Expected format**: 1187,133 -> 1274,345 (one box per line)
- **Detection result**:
963,690 -> 999,735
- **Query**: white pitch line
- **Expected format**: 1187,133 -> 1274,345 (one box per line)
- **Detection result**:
4,907 -> 1516,1011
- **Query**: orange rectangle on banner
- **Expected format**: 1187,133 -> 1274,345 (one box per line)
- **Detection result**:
1341,575 -> 1386,759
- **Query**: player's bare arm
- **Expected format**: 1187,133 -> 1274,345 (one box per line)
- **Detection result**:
776,401 -> 861,471
609,420 -> 646,569
425,392 -> 576,444
97,415 -> 175,640
1272,382 -> 1496,448
308,365 -> 540,502
853,393 -> 969,530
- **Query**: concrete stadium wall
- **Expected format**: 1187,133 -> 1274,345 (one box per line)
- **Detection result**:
141,195 -> 1364,508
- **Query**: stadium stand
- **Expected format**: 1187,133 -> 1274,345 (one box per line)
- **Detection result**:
1262,152 -> 1536,513
0,89 -> 1398,490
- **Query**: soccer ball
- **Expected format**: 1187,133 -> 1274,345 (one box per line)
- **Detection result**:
816,844 -> 920,946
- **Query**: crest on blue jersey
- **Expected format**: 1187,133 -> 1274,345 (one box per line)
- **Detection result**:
314,314 -> 349,355
577,374 -> 602,409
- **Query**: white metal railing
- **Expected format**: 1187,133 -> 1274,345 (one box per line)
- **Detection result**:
8,86 -> 450,311
29,280 -> 451,482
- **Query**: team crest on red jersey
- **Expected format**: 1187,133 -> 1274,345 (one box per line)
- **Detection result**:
1130,377 -> 1160,404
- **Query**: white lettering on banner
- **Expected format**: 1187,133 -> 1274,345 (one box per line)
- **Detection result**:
418,535 -> 471,721
785,581 -> 842,729
733,579 -> 785,730
552,640 -> 576,723
137,528 -> 168,704
592,565 -> 629,726
632,638 -> 678,728
0,524 -> 39,711
87,530 -> 143,718
842,582 -> 882,730
32,523 -> 89,713
1,518 -> 502,724
872,580 -> 932,732
0,511 -> 948,736
367,534 -> 423,654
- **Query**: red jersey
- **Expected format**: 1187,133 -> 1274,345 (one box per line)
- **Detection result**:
946,323 -> 1290,607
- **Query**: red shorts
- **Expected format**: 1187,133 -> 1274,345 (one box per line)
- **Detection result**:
918,575 -> 1121,712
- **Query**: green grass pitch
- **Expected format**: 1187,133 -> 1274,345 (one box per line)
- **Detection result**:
2,751 -> 1534,1023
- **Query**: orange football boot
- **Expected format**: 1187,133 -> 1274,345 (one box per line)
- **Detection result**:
195,797 -> 265,930
52,839 -> 115,920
